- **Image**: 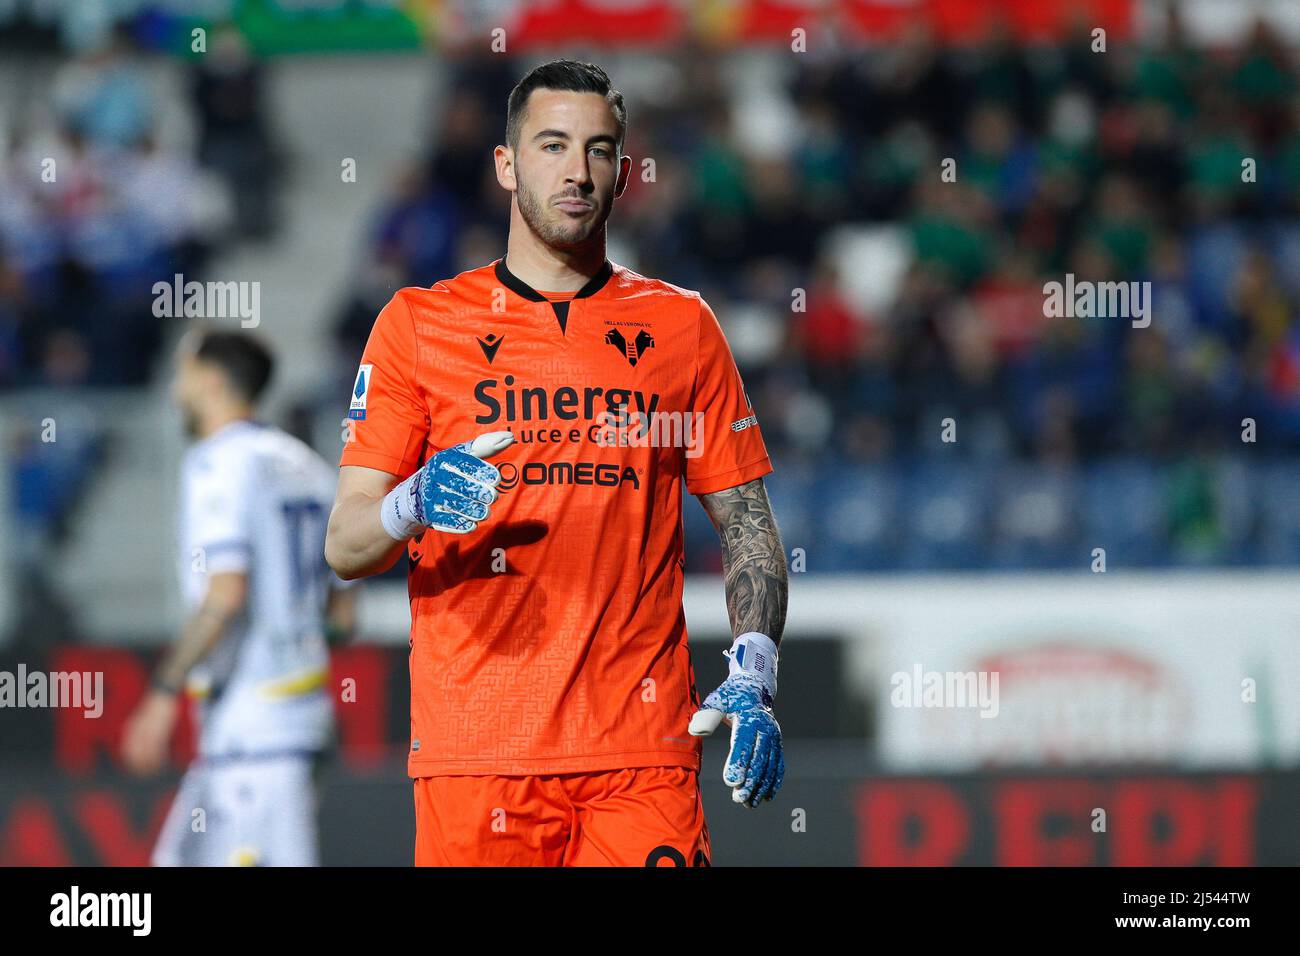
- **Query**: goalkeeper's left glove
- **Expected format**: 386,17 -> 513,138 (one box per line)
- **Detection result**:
688,631 -> 784,808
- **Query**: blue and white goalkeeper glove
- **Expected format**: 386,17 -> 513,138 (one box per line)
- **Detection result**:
688,631 -> 784,808
380,431 -> 514,539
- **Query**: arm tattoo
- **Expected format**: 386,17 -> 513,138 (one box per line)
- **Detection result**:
699,478 -> 788,644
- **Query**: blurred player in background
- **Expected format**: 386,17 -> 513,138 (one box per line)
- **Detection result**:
326,59 -> 788,866
122,329 -> 356,866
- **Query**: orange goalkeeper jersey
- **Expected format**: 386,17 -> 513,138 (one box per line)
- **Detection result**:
340,257 -> 772,776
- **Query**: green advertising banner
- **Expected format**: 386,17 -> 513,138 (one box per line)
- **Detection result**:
165,0 -> 434,56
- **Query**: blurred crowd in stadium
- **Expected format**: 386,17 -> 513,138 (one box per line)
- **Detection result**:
0,28 -> 275,388
4,14 -> 1300,572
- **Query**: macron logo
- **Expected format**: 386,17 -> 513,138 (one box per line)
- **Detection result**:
478,333 -> 504,364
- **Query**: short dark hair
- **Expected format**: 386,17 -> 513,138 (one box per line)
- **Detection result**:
506,59 -> 626,154
193,330 -> 274,402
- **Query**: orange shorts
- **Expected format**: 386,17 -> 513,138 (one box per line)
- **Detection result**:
413,766 -> 711,867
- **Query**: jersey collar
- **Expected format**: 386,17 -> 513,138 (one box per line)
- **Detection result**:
195,417 -> 263,449
494,256 -> 613,302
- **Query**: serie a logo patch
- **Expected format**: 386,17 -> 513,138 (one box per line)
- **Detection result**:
350,364 -> 373,420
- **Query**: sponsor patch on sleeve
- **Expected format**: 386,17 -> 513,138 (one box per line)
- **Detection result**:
349,364 -> 373,420
730,414 -> 758,433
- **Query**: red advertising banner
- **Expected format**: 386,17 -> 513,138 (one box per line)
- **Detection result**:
838,0 -> 1134,44
504,0 -> 685,47
473,0 -> 1136,50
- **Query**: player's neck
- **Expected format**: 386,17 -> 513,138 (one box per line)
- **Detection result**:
502,237 -> 607,294
197,407 -> 254,441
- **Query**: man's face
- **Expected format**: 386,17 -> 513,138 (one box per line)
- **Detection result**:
170,349 -> 210,438
505,89 -> 629,252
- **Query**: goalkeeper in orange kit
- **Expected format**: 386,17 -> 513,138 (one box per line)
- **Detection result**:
324,59 -> 788,866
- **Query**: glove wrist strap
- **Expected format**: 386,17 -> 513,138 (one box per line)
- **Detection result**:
380,469 -> 425,540
725,631 -> 779,699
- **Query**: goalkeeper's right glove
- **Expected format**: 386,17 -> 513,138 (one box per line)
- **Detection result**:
380,431 -> 514,539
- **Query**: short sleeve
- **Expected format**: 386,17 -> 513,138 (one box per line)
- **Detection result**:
683,298 -> 773,496
339,292 -> 430,478
188,457 -> 252,575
